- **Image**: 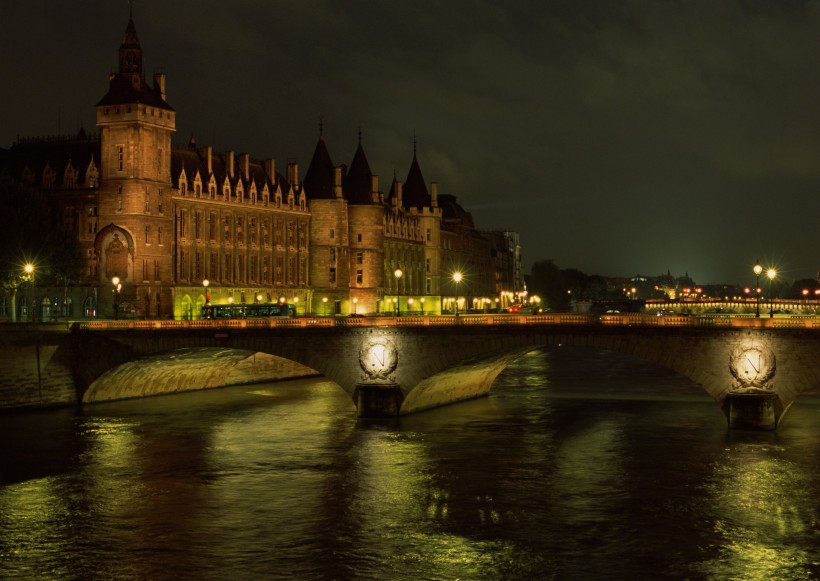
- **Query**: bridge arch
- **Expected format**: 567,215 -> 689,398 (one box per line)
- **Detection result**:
72,322 -> 820,428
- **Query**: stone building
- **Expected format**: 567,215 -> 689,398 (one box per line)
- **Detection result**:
0,13 -> 523,321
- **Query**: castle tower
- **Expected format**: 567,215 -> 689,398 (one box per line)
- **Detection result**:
95,13 -> 176,318
344,135 -> 385,314
401,147 -> 442,302
303,130 -> 349,315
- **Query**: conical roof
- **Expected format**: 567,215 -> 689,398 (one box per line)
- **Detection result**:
303,136 -> 336,200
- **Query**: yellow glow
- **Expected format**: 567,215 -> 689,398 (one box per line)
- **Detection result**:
23,263 -> 34,274
766,268 -> 776,281
203,279 -> 209,288
453,271 -> 462,283
112,275 -> 120,286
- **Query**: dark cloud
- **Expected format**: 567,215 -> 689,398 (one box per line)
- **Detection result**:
2,0 -> 820,284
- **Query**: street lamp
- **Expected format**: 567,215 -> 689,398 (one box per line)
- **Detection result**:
408,297 -> 414,313
394,268 -> 403,316
453,271 -> 463,315
767,268 -> 776,318
352,297 -> 358,315
420,297 -> 425,315
753,260 -> 763,318
322,296 -> 328,316
23,263 -> 35,323
112,275 -> 121,320
203,279 -> 210,304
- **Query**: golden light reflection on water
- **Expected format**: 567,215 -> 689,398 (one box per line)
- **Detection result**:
697,442 -> 819,580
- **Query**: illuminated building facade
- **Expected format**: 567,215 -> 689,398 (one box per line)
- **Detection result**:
0,13 -> 523,320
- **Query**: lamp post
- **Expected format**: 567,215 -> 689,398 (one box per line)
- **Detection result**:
394,268 -> 403,316
420,297 -> 425,315
352,297 -> 358,315
767,268 -> 776,318
23,263 -> 35,323
408,297 -> 414,314
322,296 -> 328,316
453,271 -> 462,315
112,275 -> 121,320
203,279 -> 210,305
753,260 -> 763,318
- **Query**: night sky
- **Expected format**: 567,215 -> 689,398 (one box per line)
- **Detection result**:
2,1 -> 820,286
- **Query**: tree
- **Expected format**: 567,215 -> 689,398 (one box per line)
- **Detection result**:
528,260 -> 571,310
0,182 -> 84,321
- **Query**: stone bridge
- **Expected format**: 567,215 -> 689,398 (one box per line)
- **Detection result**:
5,314 -> 820,429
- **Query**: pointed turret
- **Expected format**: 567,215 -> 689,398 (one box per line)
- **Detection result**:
303,133 -> 336,200
402,146 -> 430,208
344,133 -> 376,205
119,15 -> 142,76
96,15 -> 173,110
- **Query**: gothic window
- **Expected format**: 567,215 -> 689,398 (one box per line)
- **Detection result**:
154,260 -> 160,281
263,256 -> 271,283
249,218 -> 257,245
275,256 -> 283,283
329,267 -> 336,285
356,252 -> 363,265
329,248 -> 336,266
262,220 -> 270,246
356,270 -> 363,285
194,252 -> 202,281
117,145 -> 124,172
158,226 -> 163,245
250,255 -> 258,282
145,225 -> 150,244
209,213 -> 216,241
194,213 -> 202,240
179,210 -> 187,237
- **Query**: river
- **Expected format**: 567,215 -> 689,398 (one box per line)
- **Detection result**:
1,347 -> 819,580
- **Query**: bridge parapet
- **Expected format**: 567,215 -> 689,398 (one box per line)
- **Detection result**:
69,313 -> 820,332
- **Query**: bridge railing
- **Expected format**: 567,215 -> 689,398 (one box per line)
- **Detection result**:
67,313 -> 820,331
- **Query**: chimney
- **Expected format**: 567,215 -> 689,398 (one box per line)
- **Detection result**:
431,182 -> 438,208
240,153 -> 250,181
227,151 -> 235,179
333,166 -> 343,199
205,146 -> 212,175
264,159 -> 276,182
287,162 -> 299,187
371,175 -> 379,203
396,181 -> 403,208
153,73 -> 167,101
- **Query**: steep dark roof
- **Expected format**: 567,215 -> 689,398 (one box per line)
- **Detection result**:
344,141 -> 375,205
96,75 -> 174,110
439,194 -> 475,228
96,15 -> 173,111
402,153 -> 430,208
302,136 -> 335,200
5,135 -> 101,187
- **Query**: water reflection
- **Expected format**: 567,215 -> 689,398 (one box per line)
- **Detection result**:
695,431 -> 820,580
1,349 -> 819,579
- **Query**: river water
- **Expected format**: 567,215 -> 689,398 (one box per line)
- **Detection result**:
1,347 -> 819,580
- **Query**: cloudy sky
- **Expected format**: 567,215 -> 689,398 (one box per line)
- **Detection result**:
3,0 -> 820,285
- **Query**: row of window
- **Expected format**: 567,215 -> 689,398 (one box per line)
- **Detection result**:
177,210 -> 308,248
177,250 -> 307,286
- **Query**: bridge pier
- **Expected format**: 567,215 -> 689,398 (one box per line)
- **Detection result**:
724,392 -> 778,431
356,383 -> 404,418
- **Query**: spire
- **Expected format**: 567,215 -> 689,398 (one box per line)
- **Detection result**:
303,132 -> 335,200
402,137 -> 430,208
344,132 -> 375,205
119,12 -> 143,76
